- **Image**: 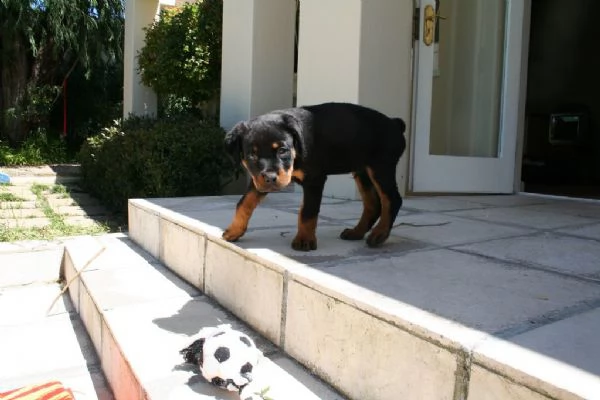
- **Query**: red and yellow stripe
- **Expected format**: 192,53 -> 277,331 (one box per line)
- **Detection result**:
0,381 -> 74,400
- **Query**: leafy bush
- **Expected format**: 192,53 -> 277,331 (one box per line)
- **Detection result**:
158,94 -> 196,118
3,84 -> 61,135
137,0 -> 222,106
0,129 -> 73,166
79,113 -> 238,212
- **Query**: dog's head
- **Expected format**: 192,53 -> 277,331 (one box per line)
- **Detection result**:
224,112 -> 304,193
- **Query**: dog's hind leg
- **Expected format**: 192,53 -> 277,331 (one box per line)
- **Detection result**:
365,165 -> 403,247
222,182 -> 267,242
340,169 -> 381,240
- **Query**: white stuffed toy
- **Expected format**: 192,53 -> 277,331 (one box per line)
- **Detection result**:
180,324 -> 263,393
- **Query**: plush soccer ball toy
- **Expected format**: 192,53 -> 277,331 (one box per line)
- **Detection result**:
180,324 -> 262,392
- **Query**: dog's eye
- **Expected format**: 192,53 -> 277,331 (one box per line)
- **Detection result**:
277,148 -> 290,157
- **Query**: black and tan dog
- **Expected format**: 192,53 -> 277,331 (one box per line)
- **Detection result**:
223,102 -> 406,251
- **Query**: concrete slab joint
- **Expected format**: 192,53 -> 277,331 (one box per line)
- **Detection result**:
452,351 -> 473,400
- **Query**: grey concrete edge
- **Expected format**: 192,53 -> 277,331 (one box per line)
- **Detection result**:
472,335 -> 600,400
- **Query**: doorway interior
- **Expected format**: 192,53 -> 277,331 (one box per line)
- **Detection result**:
521,0 -> 600,199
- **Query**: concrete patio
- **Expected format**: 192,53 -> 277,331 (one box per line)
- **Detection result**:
128,191 -> 600,400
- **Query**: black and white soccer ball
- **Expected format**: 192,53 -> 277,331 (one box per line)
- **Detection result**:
180,324 -> 263,392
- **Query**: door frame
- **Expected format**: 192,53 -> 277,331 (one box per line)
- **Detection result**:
407,0 -> 532,195
512,0 -> 532,194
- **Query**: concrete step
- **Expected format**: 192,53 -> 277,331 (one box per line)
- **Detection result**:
0,186 -> 38,200
62,234 -> 345,400
0,217 -> 51,229
0,207 -> 46,218
0,253 -> 112,400
127,195 -> 600,400
0,200 -> 38,209
0,241 -> 63,287
8,175 -> 80,185
0,164 -> 81,185
0,284 -> 113,400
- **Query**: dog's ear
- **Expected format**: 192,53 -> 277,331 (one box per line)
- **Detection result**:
280,114 -> 304,159
224,122 -> 247,163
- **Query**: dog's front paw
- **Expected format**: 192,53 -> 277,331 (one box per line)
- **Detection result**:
291,234 -> 317,251
340,228 -> 365,241
222,226 -> 245,242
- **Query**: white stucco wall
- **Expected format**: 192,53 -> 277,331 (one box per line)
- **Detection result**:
296,0 -> 414,198
219,0 -> 296,194
358,0 -> 414,197
220,0 -> 296,130
123,0 -> 161,118
296,1 -> 362,105
358,0 -> 413,120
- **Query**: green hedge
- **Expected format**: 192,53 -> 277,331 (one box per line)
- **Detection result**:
79,114 -> 238,212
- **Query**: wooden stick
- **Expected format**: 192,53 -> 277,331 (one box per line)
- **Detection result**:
46,245 -> 107,315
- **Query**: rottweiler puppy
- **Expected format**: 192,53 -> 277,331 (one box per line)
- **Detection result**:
223,102 -> 406,251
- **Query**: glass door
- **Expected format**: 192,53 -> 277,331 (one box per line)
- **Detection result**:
411,0 -> 527,193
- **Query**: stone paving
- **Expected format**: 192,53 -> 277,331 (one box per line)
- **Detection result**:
0,165 -> 120,240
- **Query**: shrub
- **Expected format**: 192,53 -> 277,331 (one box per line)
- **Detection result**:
0,129 -> 73,166
137,0 -> 222,107
79,113 -> 238,212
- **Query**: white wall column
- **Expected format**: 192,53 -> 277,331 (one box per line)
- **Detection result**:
123,0 -> 161,118
296,0 -> 414,198
220,0 -> 296,130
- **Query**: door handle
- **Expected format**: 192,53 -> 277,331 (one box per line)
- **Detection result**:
423,4 -> 446,46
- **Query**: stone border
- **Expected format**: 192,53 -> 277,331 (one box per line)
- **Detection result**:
128,198 -> 597,400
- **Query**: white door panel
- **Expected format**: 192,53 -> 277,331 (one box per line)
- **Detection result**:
411,0 -> 526,193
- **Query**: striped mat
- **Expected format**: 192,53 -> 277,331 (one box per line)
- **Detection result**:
0,381 -> 74,400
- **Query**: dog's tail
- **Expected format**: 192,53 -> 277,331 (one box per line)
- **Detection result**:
392,118 -> 407,154
392,118 -> 406,134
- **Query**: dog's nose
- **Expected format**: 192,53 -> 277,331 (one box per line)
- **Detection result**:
261,171 -> 278,184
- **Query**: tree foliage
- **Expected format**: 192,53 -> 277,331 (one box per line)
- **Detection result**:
137,0 -> 222,107
0,0 -> 124,146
